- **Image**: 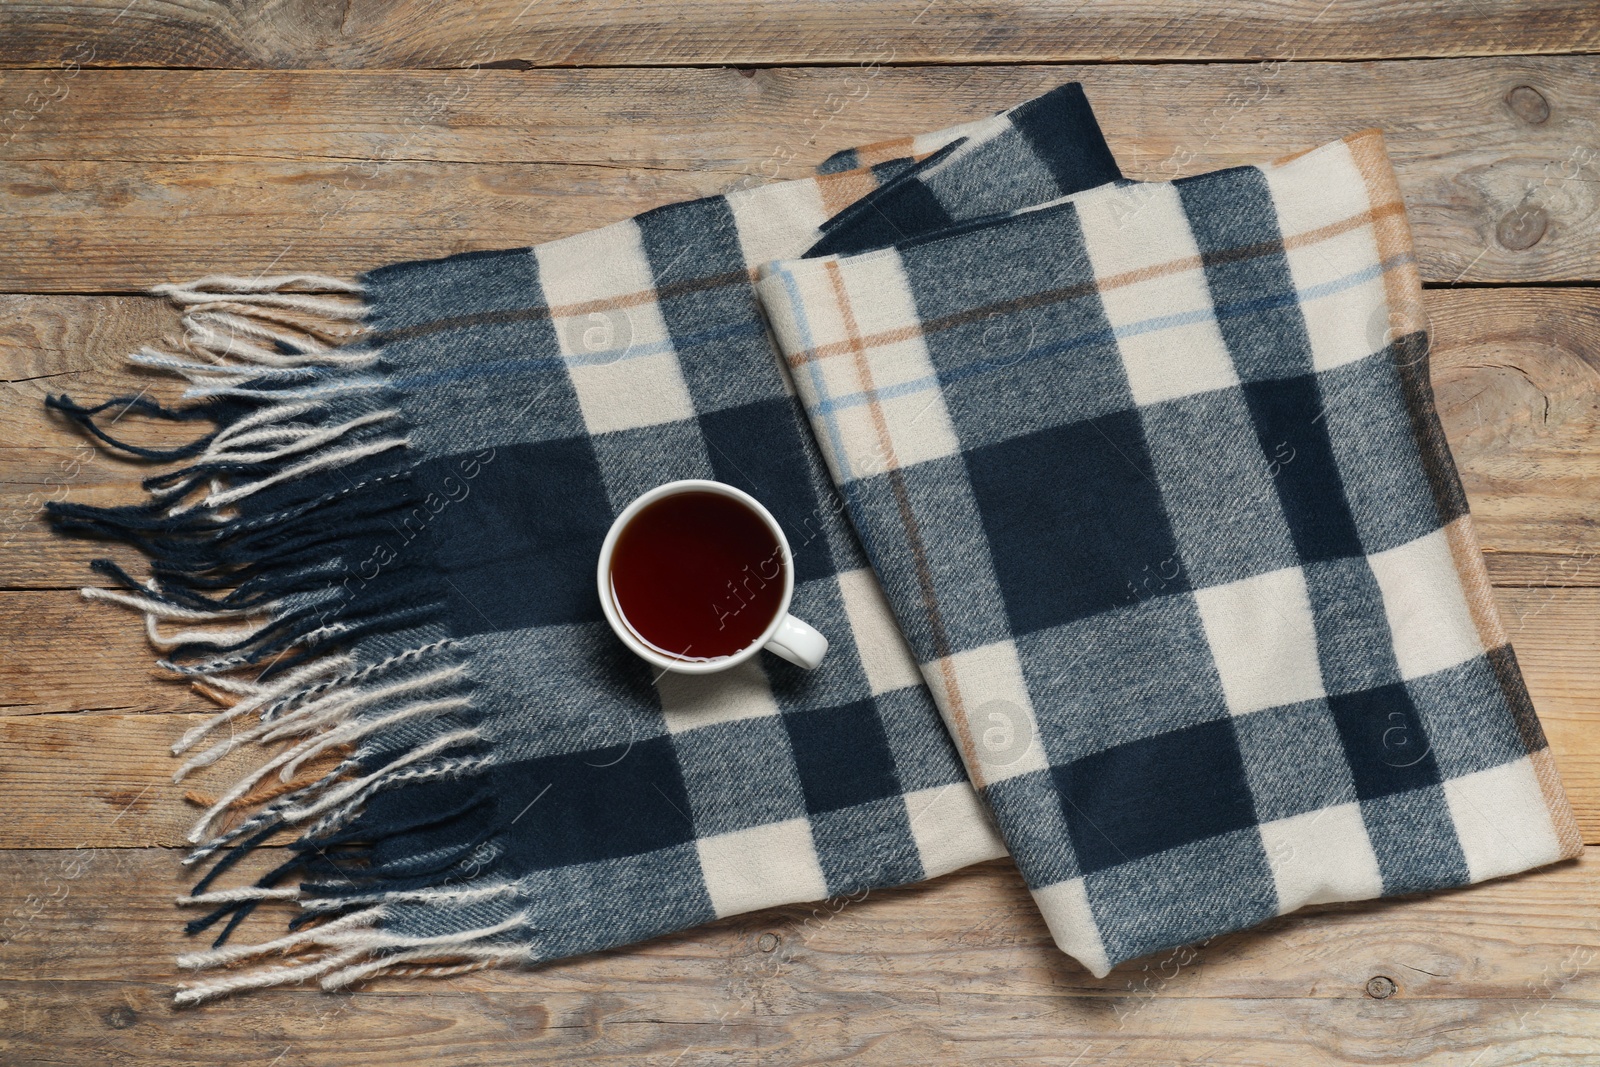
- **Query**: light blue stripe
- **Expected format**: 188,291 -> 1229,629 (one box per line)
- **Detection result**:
805,254 -> 1410,419
772,263 -> 884,563
777,264 -> 855,481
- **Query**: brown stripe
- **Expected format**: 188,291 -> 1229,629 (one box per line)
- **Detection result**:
818,167 -> 883,217
368,267 -> 751,346
1441,515 -> 1507,651
1352,124 -> 1583,851
1393,330 -> 1473,525
786,200 -> 1408,370
1271,129 -> 1387,168
1345,131 -> 1428,341
853,136 -> 916,168
1489,644 -> 1551,757
787,277 -> 1097,370
820,260 -> 984,786
1343,126 -> 1581,851
1529,747 -> 1586,859
1485,642 -> 1584,858
1271,142 -> 1323,166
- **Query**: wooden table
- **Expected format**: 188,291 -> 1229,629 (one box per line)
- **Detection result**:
2,3 -> 1598,1063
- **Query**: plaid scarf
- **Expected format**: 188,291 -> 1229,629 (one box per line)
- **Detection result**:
755,130 -> 1583,976
45,85 -> 1126,1001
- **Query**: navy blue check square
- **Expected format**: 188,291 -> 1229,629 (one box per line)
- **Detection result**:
965,410 -> 1186,634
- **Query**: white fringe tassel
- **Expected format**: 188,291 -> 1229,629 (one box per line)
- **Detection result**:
66,273 -> 521,1004
174,909 -> 533,1006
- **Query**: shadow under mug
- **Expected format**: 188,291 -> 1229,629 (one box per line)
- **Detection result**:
596,479 -> 829,674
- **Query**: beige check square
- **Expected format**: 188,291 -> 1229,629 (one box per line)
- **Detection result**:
533,220 -> 694,435
903,784 -> 1008,877
836,567 -> 923,695
655,658 -> 782,735
726,179 -> 831,270
1265,142 -> 1389,371
1194,566 -> 1327,716
759,254 -> 960,483
1443,756 -> 1570,882
920,639 -> 1047,786
1366,528 -> 1486,681
696,818 -> 828,918
1075,183 -> 1239,405
1258,803 -> 1383,911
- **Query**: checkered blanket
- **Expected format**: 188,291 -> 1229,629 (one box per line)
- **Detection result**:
45,84 -> 1125,1000
756,130 -> 1583,975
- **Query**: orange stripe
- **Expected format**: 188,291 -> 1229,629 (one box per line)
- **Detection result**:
1529,747 -> 1586,859
1345,131 -> 1428,341
817,167 -> 883,217
852,136 -> 916,168
820,260 -> 984,786
1432,517 -> 1579,852
1440,515 -> 1507,652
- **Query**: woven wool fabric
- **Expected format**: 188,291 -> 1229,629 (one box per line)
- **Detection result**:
808,82 -> 1123,257
45,84 -> 1123,1002
756,130 -> 1583,976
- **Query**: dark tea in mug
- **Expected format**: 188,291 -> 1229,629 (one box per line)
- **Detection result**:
608,490 -> 786,662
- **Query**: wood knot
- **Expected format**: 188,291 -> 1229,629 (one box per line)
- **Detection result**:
1365,975 -> 1397,999
104,1005 -> 137,1029
757,932 -> 780,953
1505,85 -> 1550,125
1496,205 -> 1549,251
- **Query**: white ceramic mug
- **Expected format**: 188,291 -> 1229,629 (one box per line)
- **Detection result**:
596,479 -> 829,674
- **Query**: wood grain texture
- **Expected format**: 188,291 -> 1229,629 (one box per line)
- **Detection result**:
1,585 -> 1595,848
2,0 -> 1598,68
1,850 -> 1598,1063
6,287 -> 1597,589
0,591 -> 216,717
2,8 -> 1598,1059
1428,288 -> 1600,578
1,59 -> 1598,290
3,982 -> 1595,1066
1505,588 -> 1600,834
4,847 -> 1599,998
0,293 -> 194,587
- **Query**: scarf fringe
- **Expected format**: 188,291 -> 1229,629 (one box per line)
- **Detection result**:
172,906 -> 535,1005
45,275 -> 511,1003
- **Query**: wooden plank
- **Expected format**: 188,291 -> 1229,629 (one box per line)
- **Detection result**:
0,292 -> 197,588
1488,552 -> 1600,589
3,850 -> 1600,1061
0,710 -> 262,847
1503,587 -> 1600,838
3,60 -> 1593,169
5,846 -> 1600,1000
0,445 -> 185,588
0,590 -> 214,717
1,0 -> 1597,68
0,60 -> 1597,289
0,986 -> 1597,1064
6,286 -> 1598,589
1428,287 -> 1600,578
1,584 -> 1596,847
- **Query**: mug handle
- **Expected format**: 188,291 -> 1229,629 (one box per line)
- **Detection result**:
764,614 -> 829,670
